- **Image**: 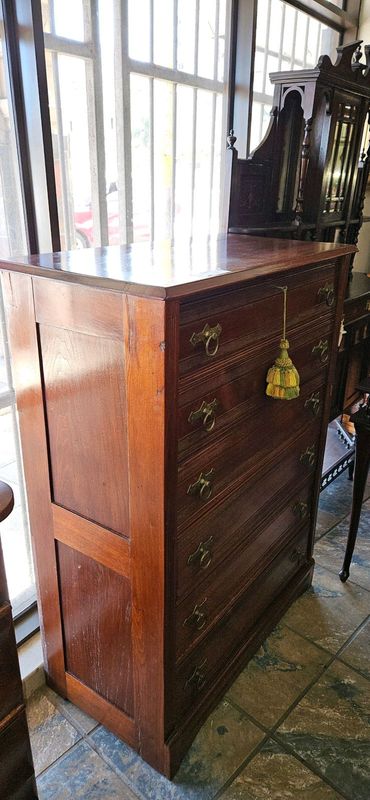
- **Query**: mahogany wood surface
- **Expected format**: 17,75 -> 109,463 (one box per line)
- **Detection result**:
0,235 -> 355,298
0,236 -> 354,778
58,542 -> 134,715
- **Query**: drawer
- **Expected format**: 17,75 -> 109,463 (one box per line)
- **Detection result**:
175,479 -> 313,661
179,263 -> 337,375
176,425 -> 318,602
0,606 -> 23,720
178,320 -> 332,459
344,294 -> 370,326
171,525 -> 310,723
0,710 -> 35,799
177,377 -> 324,530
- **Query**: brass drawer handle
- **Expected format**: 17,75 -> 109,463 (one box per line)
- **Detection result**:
290,547 -> 306,565
300,445 -> 316,468
304,391 -> 321,416
188,399 -> 219,432
183,599 -> 208,631
184,658 -> 207,692
317,283 -> 335,307
311,339 -> 329,364
187,536 -> 214,570
366,300 -> 370,312
293,501 -> 308,519
190,323 -> 222,357
187,469 -> 215,501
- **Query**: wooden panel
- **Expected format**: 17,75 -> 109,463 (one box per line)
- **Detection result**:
124,294 -> 166,771
0,710 -> 36,800
34,277 -> 123,339
57,542 -> 134,717
1,271 -> 66,692
39,323 -> 129,536
66,672 -> 137,749
53,504 -> 130,578
0,606 -> 24,720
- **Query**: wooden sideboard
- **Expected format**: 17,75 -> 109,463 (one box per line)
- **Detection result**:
0,481 -> 38,799
0,235 -> 354,777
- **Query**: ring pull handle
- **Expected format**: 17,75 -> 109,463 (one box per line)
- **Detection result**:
188,399 -> 219,432
304,391 -> 321,417
187,469 -> 215,501
183,599 -> 208,631
293,500 -> 308,519
290,547 -> 306,565
317,283 -> 335,307
184,658 -> 208,692
190,323 -> 222,358
187,537 -> 214,570
311,339 -> 329,364
300,445 -> 316,468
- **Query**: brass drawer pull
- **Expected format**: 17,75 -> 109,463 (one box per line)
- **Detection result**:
366,300 -> 370,312
183,599 -> 208,631
184,658 -> 207,692
311,339 -> 329,364
187,469 -> 215,501
187,537 -> 214,570
304,391 -> 321,416
293,501 -> 308,519
317,283 -> 335,307
190,323 -> 222,357
300,445 -> 316,468
290,547 -> 306,565
188,399 -> 219,432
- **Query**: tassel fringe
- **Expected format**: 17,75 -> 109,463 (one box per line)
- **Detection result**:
266,338 -> 300,400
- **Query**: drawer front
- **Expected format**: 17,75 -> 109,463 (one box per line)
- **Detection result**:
175,479 -> 313,661
0,710 -> 35,799
177,378 -> 324,530
178,321 -> 332,459
179,263 -> 337,375
0,606 -> 23,720
176,425 -> 318,602
344,295 -> 370,326
171,526 -> 309,722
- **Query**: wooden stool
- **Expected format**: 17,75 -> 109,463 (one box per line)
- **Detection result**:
0,480 -> 38,799
339,382 -> 370,583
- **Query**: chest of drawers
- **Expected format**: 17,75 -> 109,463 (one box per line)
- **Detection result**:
0,235 -> 354,778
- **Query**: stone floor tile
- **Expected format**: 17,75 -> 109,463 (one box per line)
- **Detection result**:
282,564 -> 370,654
315,509 -> 339,541
314,506 -> 370,591
26,687 -> 81,776
49,688 -> 98,734
90,699 -> 264,800
276,660 -> 370,800
339,618 -> 370,680
37,740 -> 138,799
220,738 -> 343,799
318,472 -> 355,519
227,624 -> 331,729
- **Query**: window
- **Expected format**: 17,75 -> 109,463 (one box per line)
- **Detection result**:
41,0 -> 231,249
250,0 -> 340,152
0,25 -> 35,616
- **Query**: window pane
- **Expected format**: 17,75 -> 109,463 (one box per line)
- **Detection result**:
153,80 -> 173,240
177,0 -> 196,73
0,409 -> 35,614
193,89 -> 214,235
198,0 -> 217,79
128,0 -> 151,62
131,74 -> 151,242
174,85 -> 194,240
41,0 -> 85,41
154,0 -> 173,68
251,0 -> 340,152
46,51 -> 93,249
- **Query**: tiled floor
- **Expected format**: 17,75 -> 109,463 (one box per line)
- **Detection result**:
29,471 -> 370,800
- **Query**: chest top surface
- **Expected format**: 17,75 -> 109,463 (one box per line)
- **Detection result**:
0,235 -> 355,300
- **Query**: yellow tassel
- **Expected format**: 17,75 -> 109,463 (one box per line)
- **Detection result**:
265,286 -> 300,401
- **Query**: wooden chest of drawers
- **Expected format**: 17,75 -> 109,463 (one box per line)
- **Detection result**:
0,235 -> 354,777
